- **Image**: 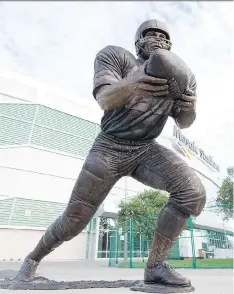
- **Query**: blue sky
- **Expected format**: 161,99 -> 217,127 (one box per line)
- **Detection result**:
0,1 -> 233,176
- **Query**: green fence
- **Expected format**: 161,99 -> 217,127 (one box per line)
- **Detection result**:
109,206 -> 233,269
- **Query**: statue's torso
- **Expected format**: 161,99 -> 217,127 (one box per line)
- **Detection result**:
93,45 -> 190,141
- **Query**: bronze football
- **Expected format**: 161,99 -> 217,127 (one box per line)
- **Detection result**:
145,48 -> 193,95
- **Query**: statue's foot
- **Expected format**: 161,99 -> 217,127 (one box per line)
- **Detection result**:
14,257 -> 39,282
130,265 -> 194,293
144,262 -> 191,287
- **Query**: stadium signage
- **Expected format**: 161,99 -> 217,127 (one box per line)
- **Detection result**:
173,125 -> 220,172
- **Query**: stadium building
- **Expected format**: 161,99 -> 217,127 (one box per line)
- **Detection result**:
0,68 -> 232,261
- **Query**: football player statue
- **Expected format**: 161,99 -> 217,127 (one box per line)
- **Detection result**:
14,19 -> 206,292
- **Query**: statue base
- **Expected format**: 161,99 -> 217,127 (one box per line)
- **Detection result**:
0,274 -> 138,291
0,270 -> 195,292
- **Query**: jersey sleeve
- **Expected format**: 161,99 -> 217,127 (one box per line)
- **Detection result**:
92,46 -> 123,99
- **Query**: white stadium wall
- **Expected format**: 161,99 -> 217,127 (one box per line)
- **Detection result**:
1,68 -> 229,261
0,68 -> 102,124
0,228 -> 86,261
0,67 -> 222,213
0,146 -> 85,202
0,68 -> 146,205
0,146 -> 145,208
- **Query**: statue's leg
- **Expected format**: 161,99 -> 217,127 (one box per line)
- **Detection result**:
14,144 -> 120,282
131,141 -> 206,289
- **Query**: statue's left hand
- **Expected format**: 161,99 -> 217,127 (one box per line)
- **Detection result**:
174,89 -> 196,112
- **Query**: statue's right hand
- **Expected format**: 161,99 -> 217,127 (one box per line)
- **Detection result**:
127,66 -> 169,97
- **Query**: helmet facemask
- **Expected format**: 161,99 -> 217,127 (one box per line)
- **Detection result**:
136,29 -> 172,59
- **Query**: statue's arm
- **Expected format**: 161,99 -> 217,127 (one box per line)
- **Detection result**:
94,79 -> 135,111
93,46 -> 169,111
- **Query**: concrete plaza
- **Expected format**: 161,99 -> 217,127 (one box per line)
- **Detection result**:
0,260 -> 232,294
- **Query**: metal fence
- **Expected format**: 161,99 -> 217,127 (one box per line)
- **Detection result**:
108,206 -> 233,269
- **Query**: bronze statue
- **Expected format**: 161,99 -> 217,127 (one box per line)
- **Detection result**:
14,19 -> 206,291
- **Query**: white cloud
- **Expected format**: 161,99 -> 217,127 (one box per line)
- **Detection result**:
0,1 -> 233,175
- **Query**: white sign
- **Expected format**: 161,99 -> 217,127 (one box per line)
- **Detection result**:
173,125 -> 220,171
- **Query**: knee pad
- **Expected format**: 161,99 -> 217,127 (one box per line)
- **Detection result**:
190,183 -> 206,217
170,176 -> 206,217
47,200 -> 98,243
63,200 -> 98,241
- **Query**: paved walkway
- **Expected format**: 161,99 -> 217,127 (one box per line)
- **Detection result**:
0,260 -> 233,294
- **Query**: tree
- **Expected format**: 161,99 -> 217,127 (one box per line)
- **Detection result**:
117,189 -> 168,241
216,166 -> 234,221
